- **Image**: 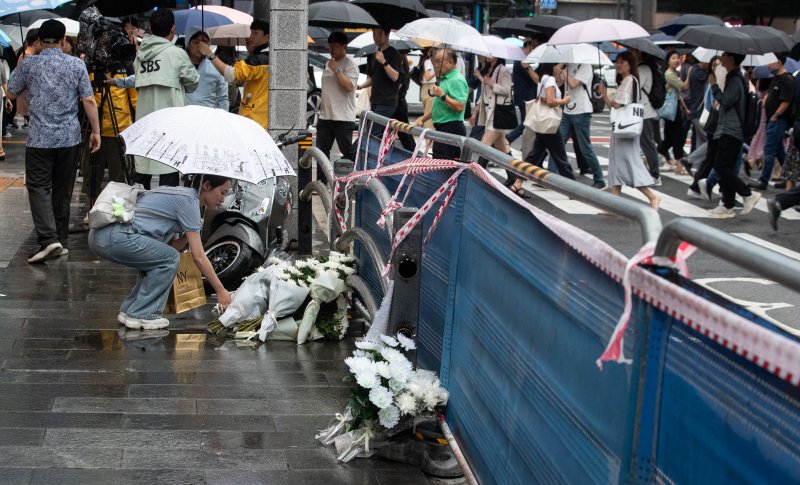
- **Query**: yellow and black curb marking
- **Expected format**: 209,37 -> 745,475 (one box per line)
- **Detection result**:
509,159 -> 550,181
388,120 -> 415,134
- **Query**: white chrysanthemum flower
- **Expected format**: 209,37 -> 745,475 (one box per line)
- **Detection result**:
267,257 -> 283,265
369,385 -> 394,409
355,339 -> 381,351
295,260 -> 308,269
375,361 -> 392,379
405,380 -> 425,397
396,333 -> 416,351
389,361 -> 412,383
352,349 -> 368,358
424,388 -> 443,410
380,335 -> 399,347
355,371 -> 380,389
342,266 -> 356,275
395,393 -> 417,415
378,404 -> 400,428
380,346 -> 406,364
344,356 -> 375,375
437,388 -> 449,406
387,378 -> 405,393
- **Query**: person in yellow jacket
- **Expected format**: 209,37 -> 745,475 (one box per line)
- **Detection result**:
199,19 -> 270,129
81,66 -> 137,203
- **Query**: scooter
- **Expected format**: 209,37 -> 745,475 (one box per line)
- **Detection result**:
201,130 -> 311,290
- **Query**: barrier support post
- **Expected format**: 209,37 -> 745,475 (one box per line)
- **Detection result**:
388,207 -> 423,363
297,133 -> 314,256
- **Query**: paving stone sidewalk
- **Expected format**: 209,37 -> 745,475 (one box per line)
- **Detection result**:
0,135 -> 434,484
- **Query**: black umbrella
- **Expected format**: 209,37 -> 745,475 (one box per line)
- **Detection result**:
675,25 -> 761,55
350,0 -> 428,31
734,25 -> 794,54
310,1 -> 379,29
659,14 -> 723,36
355,38 -> 420,56
0,10 -> 58,27
490,17 -> 539,38
525,15 -> 576,37
425,9 -> 462,21
649,32 -> 683,47
794,30 -> 800,44
618,37 -> 665,59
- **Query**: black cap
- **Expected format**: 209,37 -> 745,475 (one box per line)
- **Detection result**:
38,19 -> 66,44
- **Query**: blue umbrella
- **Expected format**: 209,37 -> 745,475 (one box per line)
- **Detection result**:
173,9 -> 232,36
0,1 -> 68,18
0,30 -> 10,48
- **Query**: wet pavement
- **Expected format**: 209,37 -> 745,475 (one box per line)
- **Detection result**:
0,134 -> 432,484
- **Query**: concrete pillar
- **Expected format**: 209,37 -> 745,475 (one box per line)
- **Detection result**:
268,0 -> 308,246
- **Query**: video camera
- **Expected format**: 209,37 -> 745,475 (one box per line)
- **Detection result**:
78,6 -> 136,75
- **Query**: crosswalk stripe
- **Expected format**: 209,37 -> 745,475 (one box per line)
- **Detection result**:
731,233 -> 800,261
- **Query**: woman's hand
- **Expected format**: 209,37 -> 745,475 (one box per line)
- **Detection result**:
561,94 -> 571,106
483,76 -> 494,88
216,288 -> 232,310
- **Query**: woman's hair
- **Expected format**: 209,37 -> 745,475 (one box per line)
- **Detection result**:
706,56 -> 720,75
488,57 -> 506,77
538,63 -> 556,76
62,37 -> 78,56
665,49 -> 680,67
183,174 -> 230,191
615,51 -> 639,85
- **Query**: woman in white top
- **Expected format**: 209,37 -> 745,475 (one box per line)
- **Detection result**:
599,52 -> 660,210
418,48 -> 437,129
523,63 -> 574,179
472,57 -> 522,193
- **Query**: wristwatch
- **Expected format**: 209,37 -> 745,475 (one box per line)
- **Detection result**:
440,94 -> 447,102
207,54 -> 217,61
382,61 -> 389,67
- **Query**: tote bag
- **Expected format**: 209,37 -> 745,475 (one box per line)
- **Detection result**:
657,90 -> 678,121
610,77 -> 644,139
524,74 -> 562,134
164,252 -> 207,314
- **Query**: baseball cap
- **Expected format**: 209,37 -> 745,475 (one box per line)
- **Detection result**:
38,19 -> 66,43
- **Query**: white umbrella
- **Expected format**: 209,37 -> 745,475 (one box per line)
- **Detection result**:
396,17 -> 490,56
692,46 -> 777,67
28,17 -> 79,37
525,43 -> 613,66
120,106 -> 295,184
481,35 -> 526,61
548,18 -> 649,45
206,23 -> 250,47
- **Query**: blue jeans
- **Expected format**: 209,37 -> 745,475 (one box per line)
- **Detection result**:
560,112 -> 604,183
505,98 -> 528,142
88,224 -> 180,320
370,104 -> 397,137
760,118 -> 789,184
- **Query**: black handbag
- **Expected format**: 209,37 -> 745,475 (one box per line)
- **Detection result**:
493,96 -> 518,130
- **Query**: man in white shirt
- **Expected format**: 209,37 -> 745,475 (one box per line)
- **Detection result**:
316,32 -> 359,179
560,63 -> 606,189
633,50 -> 662,185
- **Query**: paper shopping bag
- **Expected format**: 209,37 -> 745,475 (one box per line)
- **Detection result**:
164,251 -> 207,314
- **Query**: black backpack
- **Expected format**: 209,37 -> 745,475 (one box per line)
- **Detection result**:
587,71 -> 606,114
641,61 -> 666,109
734,73 -> 760,140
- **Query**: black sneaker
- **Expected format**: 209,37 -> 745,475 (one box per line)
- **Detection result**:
592,180 -> 607,190
774,180 -> 787,190
28,242 -> 63,264
749,180 -> 768,190
767,198 -> 781,231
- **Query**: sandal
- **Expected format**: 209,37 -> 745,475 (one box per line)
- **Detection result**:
0,152 -> 5,161
511,186 -> 530,199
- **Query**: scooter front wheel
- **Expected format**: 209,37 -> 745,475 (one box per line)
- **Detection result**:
205,237 -> 263,291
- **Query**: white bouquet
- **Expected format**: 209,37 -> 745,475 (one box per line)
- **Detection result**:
257,277 -> 310,341
217,269 -> 271,327
297,270 -> 347,344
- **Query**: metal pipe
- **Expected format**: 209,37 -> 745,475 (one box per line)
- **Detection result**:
346,274 -> 378,321
655,218 -> 800,293
299,181 -> 331,214
438,418 -> 479,485
298,147 -> 336,192
335,227 -> 389,293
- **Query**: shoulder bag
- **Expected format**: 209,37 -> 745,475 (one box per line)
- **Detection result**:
491,67 -> 518,130
610,77 -> 644,139
525,75 -> 562,134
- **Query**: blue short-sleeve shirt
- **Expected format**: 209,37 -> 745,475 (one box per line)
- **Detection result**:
132,187 -> 202,243
8,48 -> 93,148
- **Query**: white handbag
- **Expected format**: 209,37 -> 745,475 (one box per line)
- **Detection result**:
524,75 -> 562,134
610,77 -> 643,139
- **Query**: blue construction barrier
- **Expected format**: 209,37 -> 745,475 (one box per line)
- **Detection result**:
351,126 -> 800,484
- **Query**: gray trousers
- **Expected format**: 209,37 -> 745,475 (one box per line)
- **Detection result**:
25,145 -> 79,248
641,118 -> 660,178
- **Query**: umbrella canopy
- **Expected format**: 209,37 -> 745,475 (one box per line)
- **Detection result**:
206,23 -> 250,47
350,0 -> 428,31
675,25 -> 762,55
618,37 -> 665,59
526,43 -> 613,66
794,31 -> 800,44
0,29 -> 11,48
525,15 -> 576,37
28,17 -> 79,37
754,57 -> 800,78
354,38 -> 419,57
174,9 -> 232,36
482,35 -> 526,61
190,5 -> 253,25
490,17 -> 539,38
649,32 -> 683,47
0,9 -> 58,26
548,18 -> 649,46
692,47 -> 777,66
659,14 -> 724,36
309,1 -> 379,29
734,25 -> 794,54
120,106 -> 295,184
0,24 -> 24,50
425,9 -> 462,21
396,17 -> 490,56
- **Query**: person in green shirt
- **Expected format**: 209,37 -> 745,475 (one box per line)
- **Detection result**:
415,48 -> 469,160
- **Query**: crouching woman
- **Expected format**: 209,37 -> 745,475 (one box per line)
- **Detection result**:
88,174 -> 233,330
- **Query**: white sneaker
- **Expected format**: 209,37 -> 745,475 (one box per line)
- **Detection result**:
83,214 -> 89,225
686,187 -> 703,200
697,178 -> 710,201
652,177 -> 662,187
59,248 -> 68,256
123,315 -> 170,330
741,192 -> 762,215
708,204 -> 736,218
117,312 -> 127,325
28,242 -> 63,263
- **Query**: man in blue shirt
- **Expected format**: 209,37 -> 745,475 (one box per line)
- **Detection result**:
8,20 -> 101,263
